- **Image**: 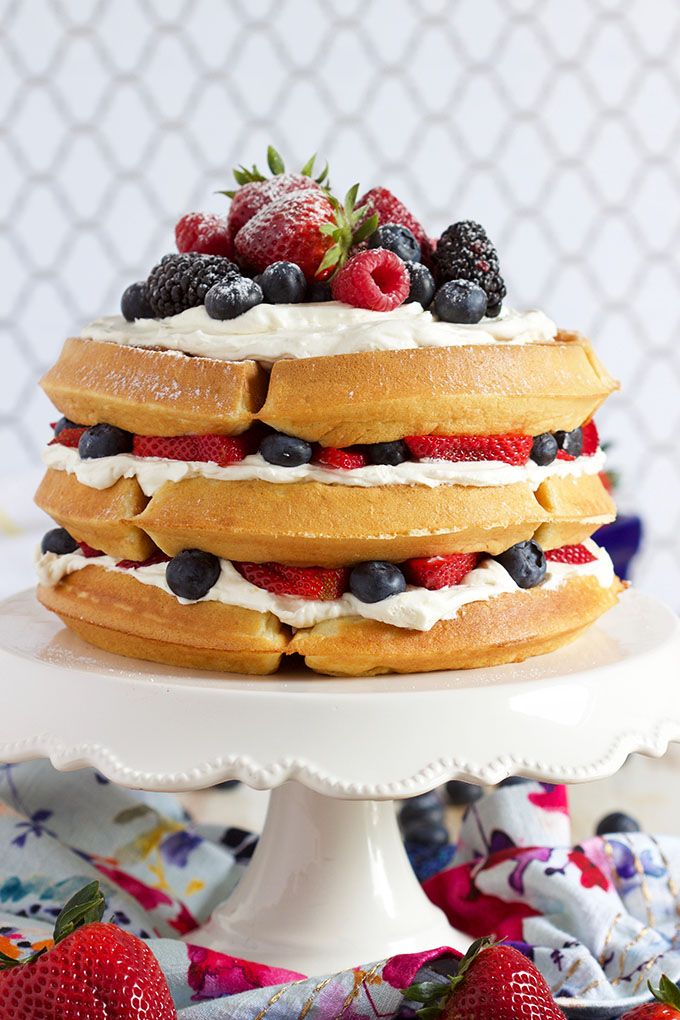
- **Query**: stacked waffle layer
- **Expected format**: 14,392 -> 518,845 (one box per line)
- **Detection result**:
36,304 -> 621,677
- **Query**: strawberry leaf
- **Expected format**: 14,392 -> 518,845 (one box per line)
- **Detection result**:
352,213 -> 379,244
650,975 -> 680,1010
0,949 -> 24,970
266,145 -> 285,175
53,881 -> 105,945
300,153 -> 317,177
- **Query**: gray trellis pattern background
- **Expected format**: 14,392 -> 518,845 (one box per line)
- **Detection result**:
1,0 -> 679,602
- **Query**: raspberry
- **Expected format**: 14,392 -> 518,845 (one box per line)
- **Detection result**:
405,552 -> 480,590
434,221 -> 506,315
146,253 -> 238,317
545,544 -> 597,565
331,249 -> 409,311
581,419 -> 600,456
175,213 -> 234,258
404,433 -> 532,466
235,561 -> 349,600
132,433 -> 254,467
313,446 -> 367,470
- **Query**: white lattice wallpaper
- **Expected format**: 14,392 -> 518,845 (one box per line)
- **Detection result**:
2,0 -> 679,601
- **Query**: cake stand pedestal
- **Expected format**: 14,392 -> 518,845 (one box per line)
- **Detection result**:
0,589 -> 678,975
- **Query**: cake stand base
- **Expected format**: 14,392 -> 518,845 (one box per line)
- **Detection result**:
189,783 -> 464,972
0,590 -> 679,975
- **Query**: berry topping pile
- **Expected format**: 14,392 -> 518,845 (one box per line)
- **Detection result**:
117,145 -> 514,322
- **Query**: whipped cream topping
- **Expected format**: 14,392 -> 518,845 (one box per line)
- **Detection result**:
80,301 -> 557,364
43,445 -> 605,495
36,538 -> 614,633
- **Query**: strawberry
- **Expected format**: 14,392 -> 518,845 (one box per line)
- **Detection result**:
405,937 -> 567,1020
50,426 -> 86,449
234,184 -> 378,282
581,419 -> 600,456
404,433 -> 533,466
0,881 -> 176,1020
331,248 -> 410,311
357,186 -> 429,248
313,446 -> 367,470
234,561 -> 349,600
132,433 -> 254,467
620,976 -> 680,1018
546,544 -> 597,565
223,145 -> 329,241
116,551 -> 171,570
405,552 -> 480,590
175,212 -> 234,258
79,542 -> 104,558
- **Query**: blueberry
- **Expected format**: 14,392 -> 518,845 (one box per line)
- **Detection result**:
53,417 -> 79,436
530,433 -> 558,466
433,280 -> 487,324
41,527 -> 78,555
494,540 -> 546,589
205,276 -> 263,320
399,791 -> 444,825
260,433 -> 313,467
121,281 -> 154,321
307,280 -> 333,302
404,262 -> 435,307
368,223 -> 421,263
259,261 -> 306,304
365,440 -> 409,466
402,819 -> 450,847
349,561 -> 406,603
595,811 -> 640,836
445,780 -> 483,806
78,424 -> 133,460
554,427 -> 584,458
166,549 -> 221,601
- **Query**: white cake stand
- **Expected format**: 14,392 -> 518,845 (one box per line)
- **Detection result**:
0,588 -> 679,975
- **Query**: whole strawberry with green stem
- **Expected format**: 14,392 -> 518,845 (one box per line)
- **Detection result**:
224,144 -> 330,241
405,937 -> 567,1020
0,881 -> 177,1020
620,976 -> 680,1019
234,182 -> 378,281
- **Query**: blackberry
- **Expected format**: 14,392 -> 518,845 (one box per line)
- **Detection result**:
434,221 -> 506,316
146,253 -> 238,317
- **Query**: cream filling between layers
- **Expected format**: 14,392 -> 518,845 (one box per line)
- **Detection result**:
80,302 -> 557,364
42,445 -> 606,495
36,538 -> 614,633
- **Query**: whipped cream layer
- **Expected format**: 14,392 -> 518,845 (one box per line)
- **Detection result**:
80,302 -> 557,364
43,445 -> 605,495
36,539 -> 614,632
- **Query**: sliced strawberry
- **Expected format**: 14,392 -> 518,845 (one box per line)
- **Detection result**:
556,449 -> 575,461
234,561 -> 349,600
132,433 -> 254,467
404,433 -> 532,466
405,552 -> 480,590
313,446 -> 367,470
116,551 -> 171,570
50,427 -> 86,449
545,544 -> 596,564
78,542 -> 104,558
581,419 -> 600,456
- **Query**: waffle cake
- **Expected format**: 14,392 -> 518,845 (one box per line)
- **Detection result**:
35,151 -> 622,676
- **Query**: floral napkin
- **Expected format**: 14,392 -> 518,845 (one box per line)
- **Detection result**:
0,762 -> 678,1019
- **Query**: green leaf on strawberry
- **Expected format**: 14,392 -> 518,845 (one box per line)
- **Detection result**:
650,975 -> 680,1011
